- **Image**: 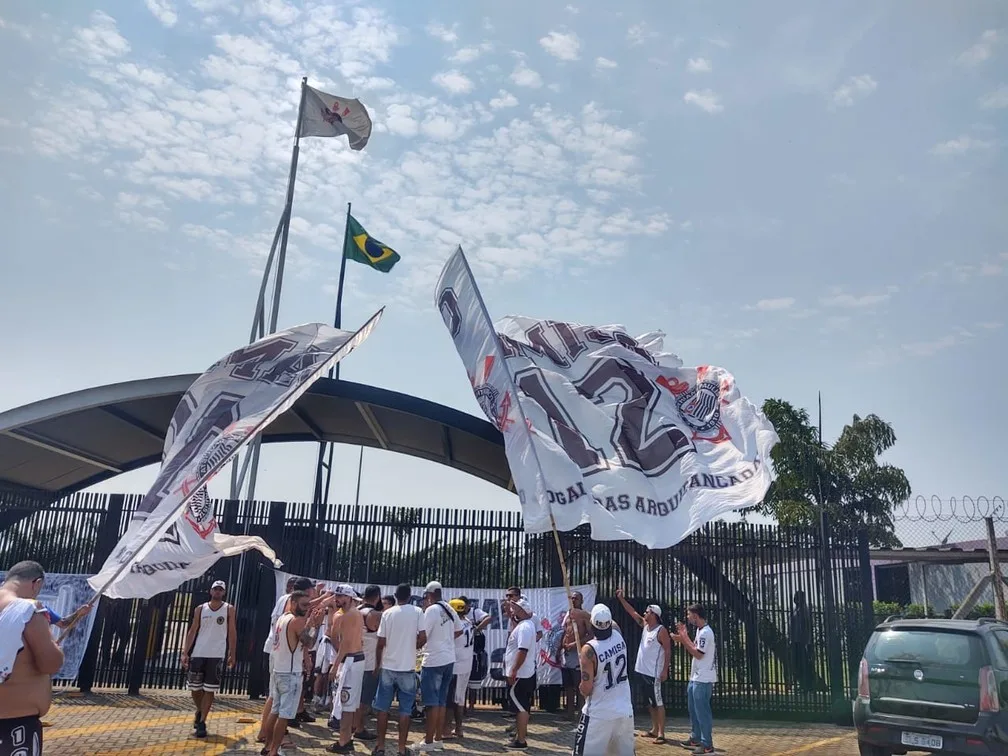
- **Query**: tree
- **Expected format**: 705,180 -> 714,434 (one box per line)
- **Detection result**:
757,399 -> 910,548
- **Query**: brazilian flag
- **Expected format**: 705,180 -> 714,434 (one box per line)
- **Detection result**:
344,214 -> 400,273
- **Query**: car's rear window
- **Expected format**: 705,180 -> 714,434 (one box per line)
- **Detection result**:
989,629 -> 1008,669
867,628 -> 987,669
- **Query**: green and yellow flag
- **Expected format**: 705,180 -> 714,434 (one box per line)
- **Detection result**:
344,214 -> 400,273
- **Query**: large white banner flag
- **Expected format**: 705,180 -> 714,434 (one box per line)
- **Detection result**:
89,314 -> 383,599
272,571 -> 596,687
435,248 -> 778,549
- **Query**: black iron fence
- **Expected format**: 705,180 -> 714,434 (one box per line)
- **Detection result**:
0,492 -> 874,721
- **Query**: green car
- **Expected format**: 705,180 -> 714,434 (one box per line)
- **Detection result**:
854,618 -> 1008,755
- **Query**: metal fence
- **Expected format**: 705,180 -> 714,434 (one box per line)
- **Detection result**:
0,492 -> 875,721
875,496 -> 1008,619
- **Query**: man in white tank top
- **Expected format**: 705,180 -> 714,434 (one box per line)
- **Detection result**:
572,604 -> 634,756
352,585 -> 383,741
181,580 -> 236,739
615,589 -> 671,744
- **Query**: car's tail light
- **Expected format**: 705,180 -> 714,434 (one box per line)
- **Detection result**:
979,666 -> 1000,713
857,658 -> 870,702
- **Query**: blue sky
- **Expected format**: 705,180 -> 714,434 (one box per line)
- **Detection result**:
0,0 -> 1005,538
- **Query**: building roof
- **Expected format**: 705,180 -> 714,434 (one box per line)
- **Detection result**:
0,375 -> 510,496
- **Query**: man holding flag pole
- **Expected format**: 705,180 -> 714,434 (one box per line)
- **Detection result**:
434,245 -> 779,752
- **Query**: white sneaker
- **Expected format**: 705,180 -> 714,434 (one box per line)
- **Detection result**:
432,742 -> 445,751
410,743 -> 436,753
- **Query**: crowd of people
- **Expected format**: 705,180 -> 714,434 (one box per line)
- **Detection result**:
0,560 -> 719,756
174,575 -> 720,756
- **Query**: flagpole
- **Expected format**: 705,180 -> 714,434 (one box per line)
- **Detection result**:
333,202 -> 352,367
309,202 -> 351,555
453,248 -> 586,663
268,75 -> 309,334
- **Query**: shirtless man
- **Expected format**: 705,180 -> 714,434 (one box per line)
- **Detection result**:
0,561 -> 66,756
560,591 -> 594,717
325,584 -> 364,754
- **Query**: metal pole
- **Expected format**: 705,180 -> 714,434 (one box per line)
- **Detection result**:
986,517 -> 1006,620
268,77 -> 308,334
311,202 -> 352,514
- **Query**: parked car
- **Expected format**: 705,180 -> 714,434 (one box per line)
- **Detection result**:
854,617 -> 1008,755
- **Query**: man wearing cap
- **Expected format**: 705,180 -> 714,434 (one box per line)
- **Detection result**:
326,584 -> 365,754
416,581 -> 462,753
181,580 -> 236,739
503,597 -> 538,750
615,589 -> 671,744
572,603 -> 634,756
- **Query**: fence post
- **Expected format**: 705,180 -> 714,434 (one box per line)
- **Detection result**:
77,493 -> 125,694
857,529 -> 875,641
247,500 -> 287,699
819,512 -> 845,717
127,599 -> 154,695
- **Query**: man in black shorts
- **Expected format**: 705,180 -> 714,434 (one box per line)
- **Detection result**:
181,581 -> 236,738
503,598 -> 537,750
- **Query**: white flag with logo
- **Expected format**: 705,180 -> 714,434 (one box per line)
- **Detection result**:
435,248 -> 777,549
88,313 -> 383,599
299,84 -> 372,150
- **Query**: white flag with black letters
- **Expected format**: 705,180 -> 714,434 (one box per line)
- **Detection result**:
89,313 -> 383,599
435,248 -> 777,549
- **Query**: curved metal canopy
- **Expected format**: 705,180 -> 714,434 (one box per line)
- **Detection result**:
0,375 -> 509,496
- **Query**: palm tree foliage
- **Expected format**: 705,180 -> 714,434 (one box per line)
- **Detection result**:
758,399 -> 910,548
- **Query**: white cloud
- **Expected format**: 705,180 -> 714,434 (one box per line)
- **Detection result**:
595,57 -> 618,71
489,90 -> 518,109
957,29 -> 1001,66
539,31 -> 580,61
71,11 -> 131,63
686,57 -> 712,73
432,70 -> 474,95
511,60 -> 543,89
979,86 -> 1008,109
753,297 -> 795,312
820,289 -> 894,308
930,135 -> 995,156
626,23 -> 655,47
144,0 -> 178,27
831,74 -> 877,107
385,103 -> 419,137
449,45 -> 490,64
683,89 -> 723,113
902,334 -> 962,357
253,0 -> 299,26
426,22 -> 458,43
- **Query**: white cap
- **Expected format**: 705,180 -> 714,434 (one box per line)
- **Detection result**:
646,604 -> 662,618
513,597 -> 532,615
334,583 -> 358,598
211,580 -> 226,590
590,603 -> 612,629
425,581 -> 442,594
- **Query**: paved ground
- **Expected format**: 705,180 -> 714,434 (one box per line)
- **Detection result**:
42,691 -> 860,755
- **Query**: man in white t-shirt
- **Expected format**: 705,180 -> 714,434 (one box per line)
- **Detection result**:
503,598 -> 538,750
373,583 -> 424,756
443,598 -> 474,740
416,580 -> 462,752
674,603 -> 716,755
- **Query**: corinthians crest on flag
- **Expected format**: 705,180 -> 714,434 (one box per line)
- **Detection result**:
435,247 -> 779,549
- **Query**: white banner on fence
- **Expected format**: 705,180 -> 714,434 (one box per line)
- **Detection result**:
273,571 -> 595,687
0,571 -> 99,680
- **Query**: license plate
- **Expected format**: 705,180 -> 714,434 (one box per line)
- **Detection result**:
901,731 -> 943,749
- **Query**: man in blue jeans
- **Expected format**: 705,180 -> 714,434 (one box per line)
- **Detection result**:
374,584 -> 424,756
675,603 -> 716,755
416,581 -> 462,753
